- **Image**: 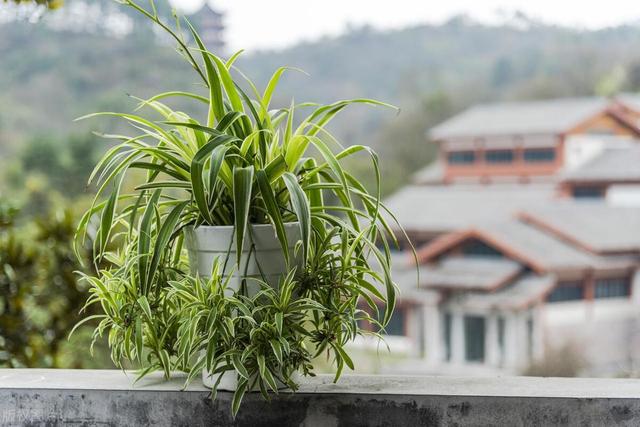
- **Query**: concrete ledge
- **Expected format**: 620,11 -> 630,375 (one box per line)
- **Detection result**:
1,369 -> 640,426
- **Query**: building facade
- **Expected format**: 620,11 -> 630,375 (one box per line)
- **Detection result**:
379,94 -> 640,376
424,96 -> 640,185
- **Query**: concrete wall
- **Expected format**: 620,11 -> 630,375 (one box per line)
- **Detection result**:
2,369 -> 640,426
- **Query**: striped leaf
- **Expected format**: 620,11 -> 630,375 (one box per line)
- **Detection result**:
282,172 -> 310,263
232,166 -> 254,267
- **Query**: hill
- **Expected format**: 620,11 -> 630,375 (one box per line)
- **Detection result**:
2,3 -> 640,192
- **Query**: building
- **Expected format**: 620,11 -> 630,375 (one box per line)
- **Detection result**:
558,143 -> 640,203
376,94 -> 640,376
195,2 -> 225,53
424,96 -> 640,185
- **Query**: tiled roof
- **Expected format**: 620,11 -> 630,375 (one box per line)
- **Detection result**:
616,93 -> 640,113
456,274 -> 555,310
561,145 -> 640,183
384,183 -> 556,234
387,253 -> 439,302
475,220 -> 600,272
421,256 -> 521,291
430,97 -> 609,139
522,204 -> 640,254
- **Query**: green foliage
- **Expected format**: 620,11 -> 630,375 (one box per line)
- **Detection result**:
77,0 -> 399,309
7,8 -> 640,194
3,0 -> 62,9
0,197 -> 104,368
7,133 -> 102,197
74,0 -> 408,416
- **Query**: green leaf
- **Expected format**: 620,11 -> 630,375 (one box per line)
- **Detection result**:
232,378 -> 248,417
208,144 -> 231,196
256,170 -> 289,265
274,312 -> 283,336
333,343 -> 354,370
232,166 -> 254,267
261,67 -> 304,120
282,172 -> 310,263
144,90 -> 209,105
191,134 -> 240,224
137,296 -> 152,321
187,22 -> 224,126
216,111 -> 244,132
257,354 -> 266,379
262,368 -> 278,392
98,174 -> 124,257
209,53 -> 245,114
138,190 -> 161,293
263,154 -> 287,183
225,49 -> 244,68
269,339 -> 283,365
129,161 -> 186,181
159,349 -> 171,379
134,181 -> 191,191
135,317 -> 144,364
68,314 -> 105,340
162,121 -> 221,137
146,201 -> 188,295
232,353 -> 249,379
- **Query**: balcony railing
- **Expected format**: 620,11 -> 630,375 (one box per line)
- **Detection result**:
1,369 -> 640,425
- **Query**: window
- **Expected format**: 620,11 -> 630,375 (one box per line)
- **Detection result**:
547,281 -> 584,303
595,277 -> 630,299
523,148 -> 556,163
443,313 -> 452,361
376,307 -> 405,336
384,308 -> 405,336
462,239 -> 502,257
447,151 -> 475,164
497,316 -> 506,366
572,186 -> 604,199
485,150 -> 514,163
464,315 -> 485,362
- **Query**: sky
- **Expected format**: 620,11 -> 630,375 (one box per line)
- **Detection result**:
169,0 -> 640,52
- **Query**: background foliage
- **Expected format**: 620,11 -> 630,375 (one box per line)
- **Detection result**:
2,2 -> 640,194
0,194 -> 110,368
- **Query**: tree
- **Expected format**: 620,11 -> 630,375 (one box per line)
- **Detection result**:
4,0 -> 62,8
16,134 -> 101,196
0,196 -> 107,368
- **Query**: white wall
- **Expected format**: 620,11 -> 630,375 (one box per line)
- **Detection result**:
542,296 -> 640,375
607,185 -> 640,207
563,135 -> 634,171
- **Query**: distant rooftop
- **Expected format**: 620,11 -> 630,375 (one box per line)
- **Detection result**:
457,274 -> 555,310
616,93 -> 640,114
561,144 -> 640,183
421,256 -> 521,291
430,97 -> 609,139
384,183 -> 556,234
475,220 -> 604,272
522,204 -> 640,254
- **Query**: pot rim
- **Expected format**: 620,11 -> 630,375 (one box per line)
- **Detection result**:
192,221 -> 300,231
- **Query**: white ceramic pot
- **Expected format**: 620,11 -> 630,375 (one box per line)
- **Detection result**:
186,222 -> 302,293
188,222 -> 302,391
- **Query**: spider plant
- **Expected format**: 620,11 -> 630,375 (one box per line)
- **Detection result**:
171,265 -> 320,416
73,0 -> 409,414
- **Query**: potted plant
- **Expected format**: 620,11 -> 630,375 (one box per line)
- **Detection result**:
73,0 -> 408,416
